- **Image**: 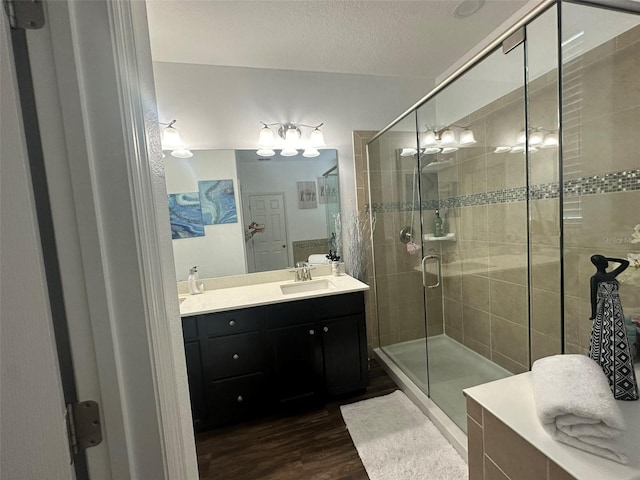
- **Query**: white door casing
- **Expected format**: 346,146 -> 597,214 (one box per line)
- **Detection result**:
15,0 -> 199,478
0,10 -> 74,480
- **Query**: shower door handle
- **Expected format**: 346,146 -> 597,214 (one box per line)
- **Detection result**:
421,255 -> 441,289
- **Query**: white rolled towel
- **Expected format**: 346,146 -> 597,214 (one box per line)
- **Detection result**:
531,354 -> 627,464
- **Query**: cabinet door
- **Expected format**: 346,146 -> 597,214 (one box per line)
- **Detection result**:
322,314 -> 368,396
266,323 -> 322,404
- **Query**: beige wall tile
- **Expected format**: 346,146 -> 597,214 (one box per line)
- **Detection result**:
489,243 -> 527,286
491,315 -> 529,366
486,152 -> 526,193
466,397 -> 483,425
460,205 -> 488,242
531,331 -> 562,364
531,288 -> 561,338
529,198 -> 560,246
530,245 -> 560,293
490,280 -> 528,326
463,275 -> 491,312
468,415 -> 484,480
444,275 -> 463,302
484,411 -> 547,480
548,461 -> 578,480
398,300 -> 427,335
444,297 -> 463,332
465,336 -> 491,359
484,456 -> 510,480
458,156 -> 488,196
448,325 -> 464,345
492,351 -> 528,374
374,274 -> 399,308
464,304 -> 491,346
487,202 -> 527,244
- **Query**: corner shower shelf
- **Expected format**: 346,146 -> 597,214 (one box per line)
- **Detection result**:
423,233 -> 456,242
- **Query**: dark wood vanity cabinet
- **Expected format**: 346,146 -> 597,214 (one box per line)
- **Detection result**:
181,291 -> 368,431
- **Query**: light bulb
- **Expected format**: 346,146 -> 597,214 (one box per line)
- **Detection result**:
458,128 -> 477,146
422,147 -> 441,154
258,126 -> 275,147
302,147 -> 320,158
421,130 -> 437,146
309,128 -> 326,148
400,148 -> 418,156
530,130 -> 544,146
494,146 -> 512,153
256,148 -> 275,157
280,146 -> 298,157
440,129 -> 456,146
440,147 -> 458,154
162,126 -> 183,150
171,148 -> 193,158
516,130 -> 527,145
541,133 -> 559,148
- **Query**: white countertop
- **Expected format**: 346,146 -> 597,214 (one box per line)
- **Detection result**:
179,273 -> 369,317
464,365 -> 640,480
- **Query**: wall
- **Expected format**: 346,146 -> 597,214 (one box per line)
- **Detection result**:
560,20 -> 640,355
164,150 -> 246,280
152,61 -> 431,260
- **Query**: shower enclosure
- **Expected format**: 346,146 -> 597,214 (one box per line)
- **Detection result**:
367,0 -> 640,435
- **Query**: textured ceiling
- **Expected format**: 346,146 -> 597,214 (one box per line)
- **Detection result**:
146,0 -> 531,79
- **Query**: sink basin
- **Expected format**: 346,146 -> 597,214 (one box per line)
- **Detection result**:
280,279 -> 334,295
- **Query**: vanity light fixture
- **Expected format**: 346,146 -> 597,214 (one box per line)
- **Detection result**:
160,120 -> 193,158
494,127 -> 558,154
257,122 -> 326,158
411,124 -> 477,155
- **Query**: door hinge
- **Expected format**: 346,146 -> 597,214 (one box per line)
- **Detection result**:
4,0 -> 45,29
65,401 -> 102,461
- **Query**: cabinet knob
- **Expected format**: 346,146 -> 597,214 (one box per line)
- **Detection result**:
229,320 -> 236,326
309,329 -> 315,335
237,395 -> 243,403
232,353 -> 239,360
323,326 -> 329,333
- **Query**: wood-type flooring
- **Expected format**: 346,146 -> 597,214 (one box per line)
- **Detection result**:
195,360 -> 398,480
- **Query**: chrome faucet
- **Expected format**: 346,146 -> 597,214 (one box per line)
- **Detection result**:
292,262 -> 313,281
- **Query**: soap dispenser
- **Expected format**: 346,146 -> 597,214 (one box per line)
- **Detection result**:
188,266 -> 203,295
433,209 -> 444,237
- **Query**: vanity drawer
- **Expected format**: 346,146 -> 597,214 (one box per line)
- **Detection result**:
200,307 -> 263,336
208,373 -> 266,426
208,332 -> 263,379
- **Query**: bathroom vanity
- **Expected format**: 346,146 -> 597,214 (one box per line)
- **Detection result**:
464,365 -> 640,480
179,274 -> 369,432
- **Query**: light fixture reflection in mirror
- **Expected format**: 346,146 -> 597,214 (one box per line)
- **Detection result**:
164,149 -> 340,281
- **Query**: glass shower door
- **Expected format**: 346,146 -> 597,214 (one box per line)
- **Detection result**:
368,113 -> 431,394
417,40 -> 528,431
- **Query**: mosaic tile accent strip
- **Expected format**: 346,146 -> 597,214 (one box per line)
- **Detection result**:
366,169 -> 640,214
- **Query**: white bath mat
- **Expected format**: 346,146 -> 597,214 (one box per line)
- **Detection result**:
340,390 -> 468,480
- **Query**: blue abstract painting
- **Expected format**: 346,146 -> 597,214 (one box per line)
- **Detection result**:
168,192 -> 205,239
198,179 -> 238,225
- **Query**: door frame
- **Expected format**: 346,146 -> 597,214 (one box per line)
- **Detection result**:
28,0 -> 198,478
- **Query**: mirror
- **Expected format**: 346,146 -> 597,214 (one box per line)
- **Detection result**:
164,149 -> 340,280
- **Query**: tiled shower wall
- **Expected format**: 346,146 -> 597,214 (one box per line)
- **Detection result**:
362,24 -> 640,373
560,26 -> 640,354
